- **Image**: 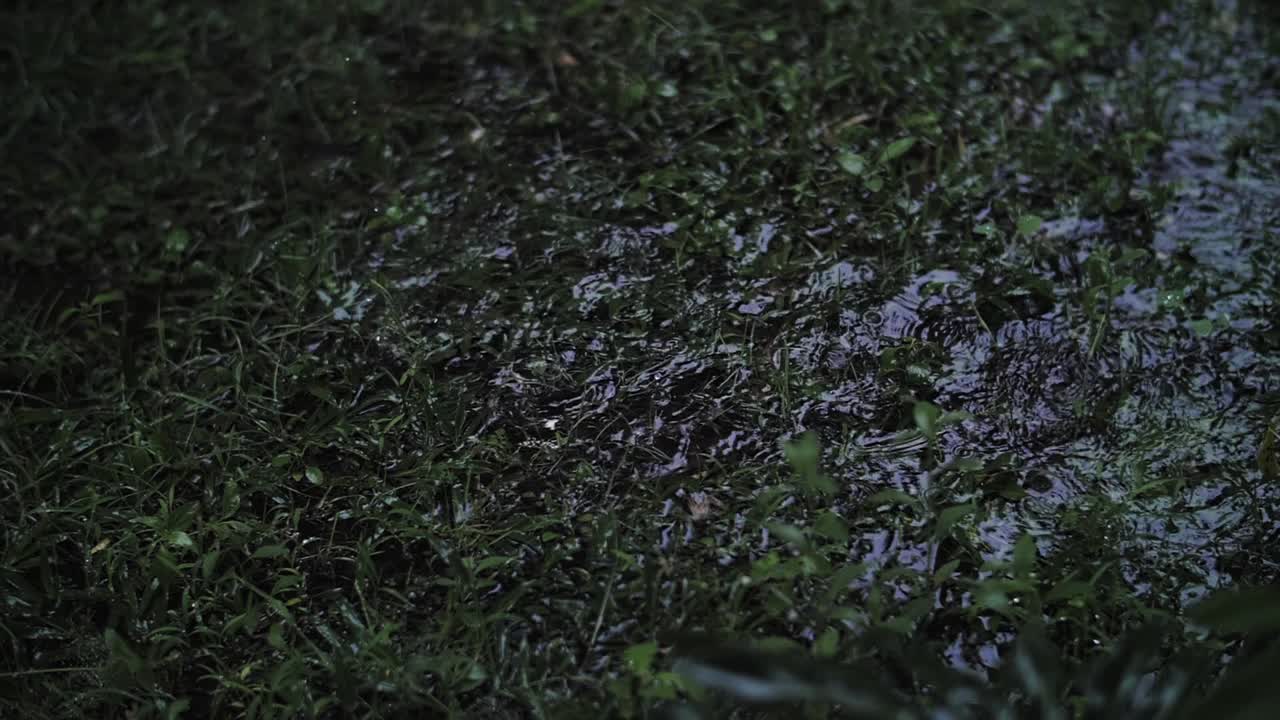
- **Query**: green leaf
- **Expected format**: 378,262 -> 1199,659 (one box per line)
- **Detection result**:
767,521 -> 809,549
200,550 -> 221,580
164,227 -> 190,255
933,559 -> 961,585
104,628 -> 145,674
934,503 -> 976,541
473,555 -> 515,573
304,466 -> 324,485
879,137 -> 916,163
267,622 -> 288,651
867,489 -> 917,506
672,639 -> 908,712
1189,586 -> 1280,634
836,151 -> 866,176
1045,576 -> 1093,604
90,289 -> 125,307
272,574 -> 303,593
814,511 -> 850,543
938,410 -> 973,426
622,81 -> 648,107
784,432 -> 820,474
1012,534 -> 1037,580
625,641 -> 659,675
1016,214 -> 1044,237
879,595 -> 933,634
914,401 -> 941,436
1187,643 -> 1280,720
565,0 -> 603,17
750,552 -> 782,582
1189,318 -> 1215,336
1008,622 -> 1064,710
252,545 -> 289,560
823,563 -> 867,606
784,432 -> 836,496
815,627 -> 840,658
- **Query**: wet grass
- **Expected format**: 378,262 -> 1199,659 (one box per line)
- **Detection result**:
2,0 -> 1279,717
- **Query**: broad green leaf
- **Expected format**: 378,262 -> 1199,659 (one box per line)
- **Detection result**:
784,432 -> 820,474
625,641 -> 659,675
474,555 -> 515,573
879,595 -> 933,634
90,289 -> 125,307
868,489 -> 917,506
268,622 -> 287,651
939,410 -> 973,426
1045,577 -> 1094,604
933,559 -> 962,585
1189,586 -> 1280,634
784,432 -> 836,496
914,401 -> 941,435
1016,214 -> 1044,237
164,227 -> 190,254
1008,622 -> 1064,712
815,627 -> 840,658
1012,534 -> 1037,580
104,628 -> 145,673
814,511 -> 850,543
767,521 -> 809,549
252,545 -> 289,560
934,503 -> 976,541
672,640 -> 907,713
880,137 -> 917,163
837,151 -> 866,176
823,563 -> 867,605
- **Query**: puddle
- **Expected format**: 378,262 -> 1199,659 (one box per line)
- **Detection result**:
345,0 -> 1279,670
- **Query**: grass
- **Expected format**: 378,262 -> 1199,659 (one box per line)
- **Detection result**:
2,0 -> 1279,717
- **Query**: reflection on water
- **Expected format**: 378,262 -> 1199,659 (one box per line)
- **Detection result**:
345,0 -> 1279,670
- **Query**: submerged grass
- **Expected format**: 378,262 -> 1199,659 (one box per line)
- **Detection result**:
2,0 -> 1279,717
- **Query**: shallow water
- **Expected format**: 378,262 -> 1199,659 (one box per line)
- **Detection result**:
347,0 -> 1279,672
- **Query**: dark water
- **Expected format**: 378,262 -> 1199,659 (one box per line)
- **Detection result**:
327,0 -> 1279,672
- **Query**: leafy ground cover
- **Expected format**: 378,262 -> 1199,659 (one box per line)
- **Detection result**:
2,0 -> 1279,717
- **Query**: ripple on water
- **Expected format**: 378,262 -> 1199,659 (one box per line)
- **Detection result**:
361,0 -> 1280,644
